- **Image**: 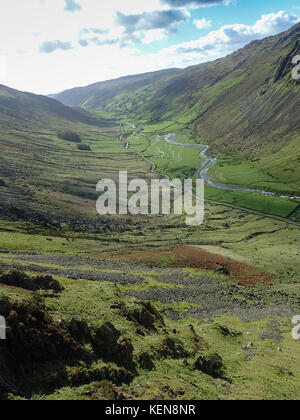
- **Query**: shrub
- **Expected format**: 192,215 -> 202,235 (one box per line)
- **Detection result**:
77,144 -> 91,151
57,129 -> 81,143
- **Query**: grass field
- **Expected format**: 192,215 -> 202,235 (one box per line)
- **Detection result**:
204,186 -> 299,218
208,162 -> 296,195
208,134 -> 300,198
127,133 -> 203,179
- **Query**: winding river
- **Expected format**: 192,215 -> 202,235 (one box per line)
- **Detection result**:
161,133 -> 300,201
121,125 -> 299,201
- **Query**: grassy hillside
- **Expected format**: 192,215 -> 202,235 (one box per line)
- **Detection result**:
0,84 -> 115,129
53,23 -> 300,200
51,69 -> 180,110
0,84 -> 154,228
1,201 -> 300,400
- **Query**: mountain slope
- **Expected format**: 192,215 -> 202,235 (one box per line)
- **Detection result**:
51,68 -> 180,110
53,23 -> 300,151
0,83 -> 131,221
53,23 -> 300,194
0,84 -> 115,129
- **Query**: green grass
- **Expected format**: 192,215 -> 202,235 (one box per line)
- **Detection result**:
208,162 -> 297,195
128,133 -> 203,179
124,124 -> 300,219
2,269 -> 300,400
141,121 -> 187,135
1,191 -> 299,283
207,134 -> 300,198
0,230 -> 100,254
257,135 -> 300,191
205,185 -> 299,218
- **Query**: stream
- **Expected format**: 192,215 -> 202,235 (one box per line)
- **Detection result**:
161,133 -> 300,201
122,126 -> 299,201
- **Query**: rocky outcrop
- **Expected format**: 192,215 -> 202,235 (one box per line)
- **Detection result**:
193,352 -> 225,379
0,295 -> 138,398
123,301 -> 165,333
0,271 -> 64,293
158,337 -> 190,360
138,352 -> 155,371
0,296 -> 90,397
90,322 -> 136,372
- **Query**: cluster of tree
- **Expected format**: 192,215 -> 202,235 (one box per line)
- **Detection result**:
77,144 -> 91,151
57,129 -> 81,143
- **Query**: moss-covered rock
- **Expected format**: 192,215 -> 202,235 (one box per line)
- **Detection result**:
90,322 -> 136,372
138,352 -> 155,371
123,301 -> 165,332
158,337 -> 190,360
193,352 -> 226,379
0,271 -> 64,293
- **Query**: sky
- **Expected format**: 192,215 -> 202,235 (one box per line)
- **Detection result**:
0,0 -> 299,94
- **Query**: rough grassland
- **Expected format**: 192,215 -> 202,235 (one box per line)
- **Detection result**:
1,254 -> 300,400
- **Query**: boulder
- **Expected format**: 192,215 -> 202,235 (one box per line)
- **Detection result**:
193,352 -> 225,379
138,352 -> 155,371
0,271 -> 64,293
68,317 -> 91,345
91,322 -> 136,371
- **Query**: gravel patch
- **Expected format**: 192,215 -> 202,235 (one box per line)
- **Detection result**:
1,253 -> 299,323
0,260 -> 143,285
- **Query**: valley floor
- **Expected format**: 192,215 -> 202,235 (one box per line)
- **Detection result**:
121,122 -> 300,220
0,113 -> 299,400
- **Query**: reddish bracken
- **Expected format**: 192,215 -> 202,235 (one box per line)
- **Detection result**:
98,245 -> 273,286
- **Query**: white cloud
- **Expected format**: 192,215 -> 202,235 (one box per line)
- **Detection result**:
140,29 -> 167,44
193,18 -> 212,29
160,0 -> 233,8
64,0 -> 82,12
163,10 -> 299,64
0,1 -> 298,94
39,40 -> 73,53
254,10 -> 298,34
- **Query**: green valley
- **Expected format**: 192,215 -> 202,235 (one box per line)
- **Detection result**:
1,17 -> 300,402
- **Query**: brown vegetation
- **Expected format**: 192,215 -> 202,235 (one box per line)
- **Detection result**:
108,245 -> 273,286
